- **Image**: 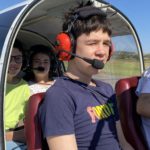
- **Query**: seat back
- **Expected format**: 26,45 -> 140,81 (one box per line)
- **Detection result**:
115,76 -> 148,150
25,92 -> 48,150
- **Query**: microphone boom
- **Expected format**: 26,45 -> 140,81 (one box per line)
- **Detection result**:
59,50 -> 104,69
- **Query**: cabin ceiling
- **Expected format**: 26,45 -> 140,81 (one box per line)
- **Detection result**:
22,0 -> 77,41
19,0 -> 131,48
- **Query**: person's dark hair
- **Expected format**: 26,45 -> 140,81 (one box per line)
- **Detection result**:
13,39 -> 27,69
24,44 -> 55,81
13,39 -> 24,53
63,0 -> 111,39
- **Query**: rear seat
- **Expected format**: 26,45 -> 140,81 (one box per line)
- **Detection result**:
24,92 -> 48,150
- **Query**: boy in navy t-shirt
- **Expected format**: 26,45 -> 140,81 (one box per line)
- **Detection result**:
39,1 -> 134,150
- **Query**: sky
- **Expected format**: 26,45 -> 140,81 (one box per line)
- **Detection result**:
107,0 -> 150,54
0,0 -> 149,54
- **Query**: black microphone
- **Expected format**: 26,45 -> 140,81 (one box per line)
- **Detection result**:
32,67 -> 45,72
59,50 -> 104,69
83,58 -> 104,69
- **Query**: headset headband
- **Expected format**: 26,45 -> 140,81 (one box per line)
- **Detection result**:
66,6 -> 107,33
74,6 -> 106,19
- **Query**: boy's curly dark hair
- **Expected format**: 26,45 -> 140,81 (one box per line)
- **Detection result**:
63,0 -> 111,40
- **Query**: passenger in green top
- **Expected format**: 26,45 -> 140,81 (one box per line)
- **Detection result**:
5,39 -> 30,150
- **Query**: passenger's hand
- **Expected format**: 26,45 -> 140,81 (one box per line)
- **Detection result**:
5,129 -> 26,143
5,131 -> 13,141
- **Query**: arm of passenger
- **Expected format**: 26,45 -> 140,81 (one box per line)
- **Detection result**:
46,134 -> 78,150
137,93 -> 150,117
116,120 -> 134,150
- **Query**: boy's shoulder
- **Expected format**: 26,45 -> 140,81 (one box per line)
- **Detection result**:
94,79 -> 113,89
46,77 -> 74,93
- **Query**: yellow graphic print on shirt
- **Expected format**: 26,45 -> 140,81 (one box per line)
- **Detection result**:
87,103 -> 114,123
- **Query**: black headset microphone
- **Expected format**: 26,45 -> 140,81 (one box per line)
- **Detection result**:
59,50 -> 104,69
31,66 -> 45,72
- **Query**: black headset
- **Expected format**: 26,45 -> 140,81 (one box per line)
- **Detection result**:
55,6 -> 107,61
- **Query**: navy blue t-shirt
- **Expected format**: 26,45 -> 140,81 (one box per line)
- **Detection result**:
39,77 -> 121,150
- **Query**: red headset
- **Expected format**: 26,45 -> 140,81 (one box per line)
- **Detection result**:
55,6 -> 114,61
55,32 -> 74,61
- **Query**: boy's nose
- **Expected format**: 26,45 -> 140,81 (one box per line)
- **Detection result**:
95,47 -> 106,56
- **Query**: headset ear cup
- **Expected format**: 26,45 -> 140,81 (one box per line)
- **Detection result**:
107,42 -> 115,61
55,33 -> 72,61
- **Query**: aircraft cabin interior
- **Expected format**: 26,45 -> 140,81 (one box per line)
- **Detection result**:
0,0 -> 148,149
